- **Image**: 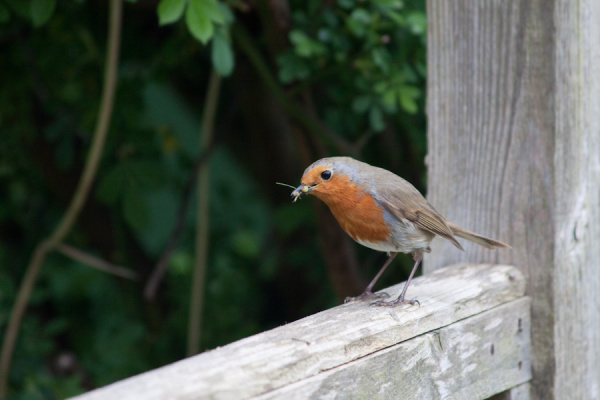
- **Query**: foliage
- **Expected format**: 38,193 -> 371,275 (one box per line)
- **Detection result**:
157,0 -> 234,75
0,0 -> 426,397
279,0 -> 426,132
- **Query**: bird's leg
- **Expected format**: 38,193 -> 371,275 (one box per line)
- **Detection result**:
344,252 -> 397,303
372,250 -> 423,307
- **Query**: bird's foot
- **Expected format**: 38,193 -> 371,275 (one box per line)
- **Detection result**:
344,290 -> 389,304
370,296 -> 420,308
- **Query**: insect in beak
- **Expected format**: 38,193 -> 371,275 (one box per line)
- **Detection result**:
276,182 -> 315,203
291,184 -> 316,202
277,182 -> 305,203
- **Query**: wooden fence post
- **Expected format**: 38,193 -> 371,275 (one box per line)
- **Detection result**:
426,1 -> 600,399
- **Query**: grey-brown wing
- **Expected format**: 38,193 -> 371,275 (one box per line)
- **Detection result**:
376,179 -> 464,251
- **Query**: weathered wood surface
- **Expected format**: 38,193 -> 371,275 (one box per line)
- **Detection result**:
490,382 -> 531,400
256,298 -> 531,400
71,264 -> 529,400
426,1 -> 600,399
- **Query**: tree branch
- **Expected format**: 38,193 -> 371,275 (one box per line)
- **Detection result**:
57,244 -> 138,281
187,69 -> 221,356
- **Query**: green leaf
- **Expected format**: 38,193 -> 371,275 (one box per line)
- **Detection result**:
203,0 -> 225,24
406,11 -> 427,35
157,0 -> 186,25
277,52 -> 310,83
211,29 -> 234,76
289,30 -> 325,58
30,0 -> 56,27
376,0 -> 404,8
346,9 -> 371,37
382,9 -> 404,25
398,86 -> 420,114
337,0 -> 355,9
186,0 -> 214,44
218,2 -> 234,24
381,88 -> 397,112
289,30 -> 310,54
350,8 -> 372,24
186,0 -> 225,37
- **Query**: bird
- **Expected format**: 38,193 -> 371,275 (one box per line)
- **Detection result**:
291,156 -> 511,307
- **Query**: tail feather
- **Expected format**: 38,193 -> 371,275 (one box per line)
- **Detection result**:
446,221 -> 511,250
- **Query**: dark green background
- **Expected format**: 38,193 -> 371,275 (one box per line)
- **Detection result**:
0,0 -> 426,397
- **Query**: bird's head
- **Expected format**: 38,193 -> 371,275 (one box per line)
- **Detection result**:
292,157 -> 363,203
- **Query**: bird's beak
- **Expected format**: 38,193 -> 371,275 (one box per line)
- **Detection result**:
291,183 -> 312,201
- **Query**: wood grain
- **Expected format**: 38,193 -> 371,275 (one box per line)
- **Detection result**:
553,1 -> 600,398
70,264 -> 527,400
426,1 -> 600,398
256,298 -> 531,400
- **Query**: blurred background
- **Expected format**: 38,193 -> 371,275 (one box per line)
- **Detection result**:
0,0 -> 426,397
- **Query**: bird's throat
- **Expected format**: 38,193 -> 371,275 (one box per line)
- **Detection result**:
314,181 -> 391,244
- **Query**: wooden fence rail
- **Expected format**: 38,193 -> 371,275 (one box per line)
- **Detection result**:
71,263 -> 531,400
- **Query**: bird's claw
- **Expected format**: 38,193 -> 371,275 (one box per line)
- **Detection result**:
344,291 -> 389,304
370,297 -> 420,308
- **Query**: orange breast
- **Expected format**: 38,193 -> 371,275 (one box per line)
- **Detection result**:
312,176 -> 390,243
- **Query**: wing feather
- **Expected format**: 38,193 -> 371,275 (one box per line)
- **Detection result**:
375,177 -> 464,251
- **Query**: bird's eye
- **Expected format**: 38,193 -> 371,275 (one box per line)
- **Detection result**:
320,170 -> 332,180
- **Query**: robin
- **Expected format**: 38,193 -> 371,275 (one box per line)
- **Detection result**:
291,156 -> 511,307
